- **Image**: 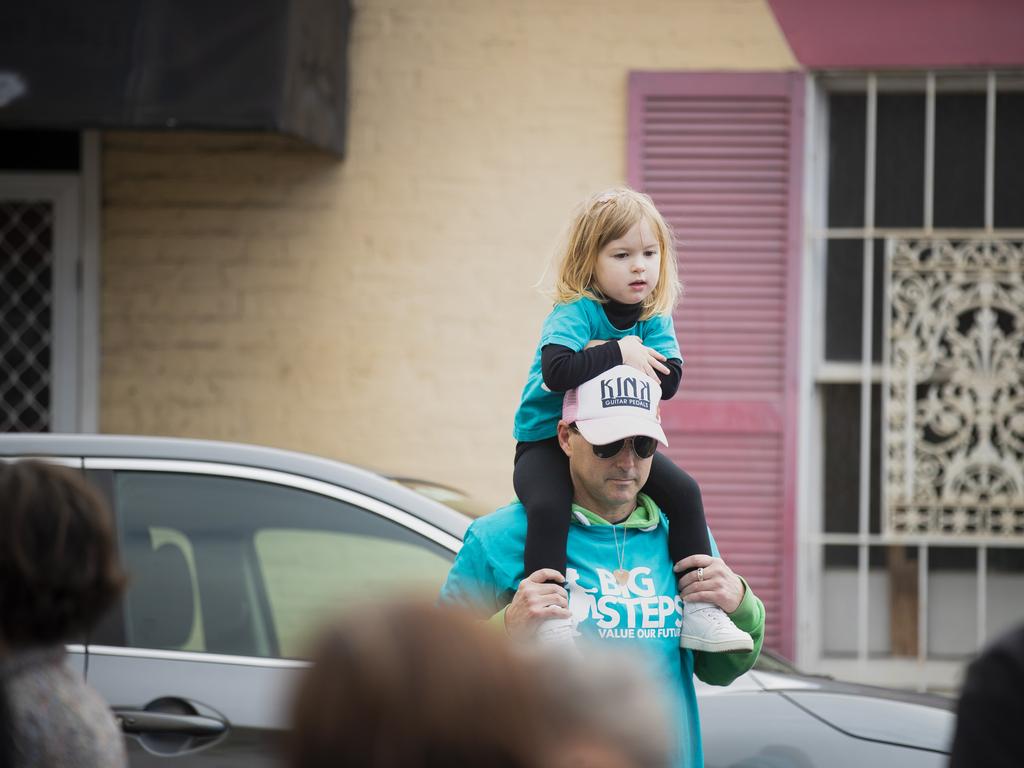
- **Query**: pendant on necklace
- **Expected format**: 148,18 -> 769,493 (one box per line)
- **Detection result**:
614,568 -> 629,585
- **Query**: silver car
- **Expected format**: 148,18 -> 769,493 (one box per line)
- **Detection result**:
0,434 -> 955,767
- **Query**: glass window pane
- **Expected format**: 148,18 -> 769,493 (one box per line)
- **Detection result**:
111,471 -> 455,660
995,91 -> 1024,228
827,93 -> 866,228
875,93 -> 925,228
823,385 -> 859,534
823,545 -> 924,659
823,239 -> 883,363
927,547 -> 977,658
934,91 -> 986,228
822,545 -> 895,658
824,239 -> 862,361
986,548 -> 1024,641
823,545 -> 859,657
255,529 -> 451,658
822,384 -> 882,535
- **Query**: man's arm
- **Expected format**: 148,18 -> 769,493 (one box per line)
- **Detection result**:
503,569 -> 570,638
693,577 -> 765,685
438,527 -> 508,617
439,527 -> 570,636
675,552 -> 766,686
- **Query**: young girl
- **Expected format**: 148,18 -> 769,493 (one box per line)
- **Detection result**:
513,187 -> 753,653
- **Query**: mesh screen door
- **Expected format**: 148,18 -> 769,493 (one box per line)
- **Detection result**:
0,174 -> 83,433
1,200 -> 55,431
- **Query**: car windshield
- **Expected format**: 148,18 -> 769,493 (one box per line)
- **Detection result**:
391,478 -> 492,518
753,649 -> 800,674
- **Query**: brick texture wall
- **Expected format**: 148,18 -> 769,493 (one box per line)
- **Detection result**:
101,0 -> 795,507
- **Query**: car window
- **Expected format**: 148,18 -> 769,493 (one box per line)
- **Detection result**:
255,529 -> 452,657
143,526 -> 206,652
107,470 -> 454,660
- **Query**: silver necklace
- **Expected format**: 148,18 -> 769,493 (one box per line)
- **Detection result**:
612,521 -> 629,585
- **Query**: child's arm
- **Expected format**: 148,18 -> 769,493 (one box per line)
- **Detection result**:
541,338 -> 678,394
655,356 -> 683,399
599,339 -> 682,399
540,342 -> 621,392
615,336 -> 671,380
537,301 -> 678,393
635,313 -> 684,399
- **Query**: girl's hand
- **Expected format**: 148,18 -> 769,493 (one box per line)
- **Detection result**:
617,336 -> 670,379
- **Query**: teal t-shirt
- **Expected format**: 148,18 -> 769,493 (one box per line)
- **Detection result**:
513,298 -> 682,442
438,496 -> 763,768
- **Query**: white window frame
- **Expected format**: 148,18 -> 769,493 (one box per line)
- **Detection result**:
797,71 -> 1024,692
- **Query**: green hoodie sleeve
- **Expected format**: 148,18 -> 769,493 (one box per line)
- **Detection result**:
693,577 -> 766,686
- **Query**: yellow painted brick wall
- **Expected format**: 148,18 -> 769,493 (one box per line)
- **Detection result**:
101,0 -> 795,507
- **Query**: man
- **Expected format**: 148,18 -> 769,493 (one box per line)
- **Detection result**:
440,365 -> 765,768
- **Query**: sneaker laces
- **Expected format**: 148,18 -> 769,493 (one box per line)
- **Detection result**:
692,603 -> 733,629
537,619 -> 574,641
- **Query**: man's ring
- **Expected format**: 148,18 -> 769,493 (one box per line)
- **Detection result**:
697,567 -> 704,581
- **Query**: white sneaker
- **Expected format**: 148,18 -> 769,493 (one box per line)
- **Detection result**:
679,601 -> 753,653
535,617 -> 578,652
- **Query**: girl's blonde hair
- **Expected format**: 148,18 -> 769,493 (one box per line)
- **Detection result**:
552,187 -> 681,320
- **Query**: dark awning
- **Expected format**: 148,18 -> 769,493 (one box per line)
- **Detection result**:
0,0 -> 352,156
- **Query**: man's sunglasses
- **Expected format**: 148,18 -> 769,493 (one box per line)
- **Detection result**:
569,423 -> 658,460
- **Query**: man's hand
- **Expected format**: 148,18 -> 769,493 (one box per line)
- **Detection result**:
504,568 -> 570,639
617,336 -> 670,379
674,555 -> 745,614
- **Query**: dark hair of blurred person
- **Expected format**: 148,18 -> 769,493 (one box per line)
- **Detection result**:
535,648 -> 672,768
0,460 -> 128,768
289,599 -> 673,768
290,599 -> 557,768
949,621 -> 1024,768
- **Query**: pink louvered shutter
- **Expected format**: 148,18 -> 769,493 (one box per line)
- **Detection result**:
629,72 -> 803,659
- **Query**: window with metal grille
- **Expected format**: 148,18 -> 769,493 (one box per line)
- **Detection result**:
807,72 -> 1024,690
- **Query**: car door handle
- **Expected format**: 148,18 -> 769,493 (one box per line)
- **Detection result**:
114,709 -> 227,736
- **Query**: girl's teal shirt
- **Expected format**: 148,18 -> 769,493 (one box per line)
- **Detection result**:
513,298 -> 682,442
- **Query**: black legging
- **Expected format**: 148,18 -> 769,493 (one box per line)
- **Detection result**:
513,437 -> 712,580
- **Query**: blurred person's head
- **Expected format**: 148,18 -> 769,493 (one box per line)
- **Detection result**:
290,599 -> 674,768
0,460 -> 126,651
536,648 -> 673,768
289,599 -> 556,768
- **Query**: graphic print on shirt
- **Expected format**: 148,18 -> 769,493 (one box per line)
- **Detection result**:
565,566 -> 683,640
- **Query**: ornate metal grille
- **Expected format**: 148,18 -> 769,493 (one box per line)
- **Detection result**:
0,201 -> 54,432
885,239 -> 1024,537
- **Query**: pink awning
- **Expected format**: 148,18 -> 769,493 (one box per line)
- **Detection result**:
767,0 -> 1024,69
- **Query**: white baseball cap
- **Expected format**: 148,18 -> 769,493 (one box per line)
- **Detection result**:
562,365 -> 668,447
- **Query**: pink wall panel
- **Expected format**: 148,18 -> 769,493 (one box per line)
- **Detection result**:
629,71 -> 803,660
